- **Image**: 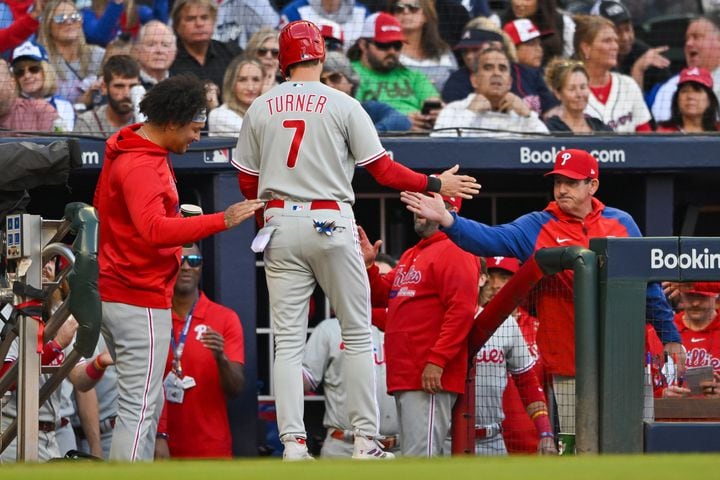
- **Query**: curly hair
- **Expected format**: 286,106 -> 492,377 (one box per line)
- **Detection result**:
139,74 -> 208,126
544,57 -> 588,93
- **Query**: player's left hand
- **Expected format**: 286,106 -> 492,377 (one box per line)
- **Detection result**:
201,327 -> 225,358
437,164 -> 481,199
421,363 -> 444,394
538,437 -> 558,455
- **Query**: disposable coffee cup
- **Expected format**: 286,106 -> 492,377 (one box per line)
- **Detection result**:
181,204 -> 203,247
557,433 -> 576,456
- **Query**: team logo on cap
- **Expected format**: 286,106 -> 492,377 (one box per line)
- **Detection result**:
560,152 -> 572,164
381,25 -> 402,32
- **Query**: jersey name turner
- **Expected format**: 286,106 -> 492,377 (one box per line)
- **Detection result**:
266,92 -> 328,116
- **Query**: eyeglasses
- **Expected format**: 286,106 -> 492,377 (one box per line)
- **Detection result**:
321,72 -> 345,84
373,41 -> 403,51
257,48 -> 279,58
393,2 -> 421,14
52,13 -> 82,24
13,64 -> 42,77
181,254 -> 203,267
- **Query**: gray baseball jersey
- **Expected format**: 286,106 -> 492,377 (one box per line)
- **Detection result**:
233,81 -> 385,203
474,313 -> 535,427
303,318 -> 398,436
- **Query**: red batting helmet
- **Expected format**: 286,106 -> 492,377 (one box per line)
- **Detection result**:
279,20 -> 326,77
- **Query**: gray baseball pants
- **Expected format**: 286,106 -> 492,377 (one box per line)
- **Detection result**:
395,391 -> 456,457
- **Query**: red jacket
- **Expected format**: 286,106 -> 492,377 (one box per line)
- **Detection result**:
368,232 -> 479,394
94,124 -> 227,308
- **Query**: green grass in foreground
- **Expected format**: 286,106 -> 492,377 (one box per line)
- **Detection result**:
2,454 -> 720,480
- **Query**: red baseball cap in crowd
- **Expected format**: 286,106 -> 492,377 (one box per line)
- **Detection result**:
441,195 -> 462,213
544,149 -> 599,180
684,282 -> 719,297
486,256 -> 520,274
361,12 -> 406,43
678,67 -> 714,90
319,19 -> 344,44
502,19 -> 551,46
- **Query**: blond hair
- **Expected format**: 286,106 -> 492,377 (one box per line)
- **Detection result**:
572,14 -> 616,60
38,0 -> 96,81
544,57 -> 588,93
221,57 -> 266,117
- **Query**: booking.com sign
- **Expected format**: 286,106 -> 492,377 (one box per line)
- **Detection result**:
519,146 -> 626,164
590,237 -> 720,282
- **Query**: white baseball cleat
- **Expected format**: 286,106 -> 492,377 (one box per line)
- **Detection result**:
352,436 -> 395,460
282,436 -> 315,461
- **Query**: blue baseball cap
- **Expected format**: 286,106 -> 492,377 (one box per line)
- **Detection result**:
11,41 -> 49,64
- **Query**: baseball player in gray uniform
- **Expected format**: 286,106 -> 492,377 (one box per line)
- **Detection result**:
234,20 -> 479,460
302,317 -> 399,458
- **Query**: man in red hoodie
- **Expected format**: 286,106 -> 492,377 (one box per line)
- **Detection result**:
358,196 -> 479,457
93,74 -> 263,462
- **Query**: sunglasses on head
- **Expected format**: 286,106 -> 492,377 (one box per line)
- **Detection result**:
392,2 -> 421,14
321,72 -> 345,84
257,47 -> 279,58
181,254 -> 203,267
52,13 -> 82,24
373,41 -> 403,51
13,64 -> 42,77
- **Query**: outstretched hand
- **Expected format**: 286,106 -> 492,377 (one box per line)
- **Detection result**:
400,191 -> 455,228
357,226 -> 382,268
224,199 -> 265,228
437,165 -> 480,199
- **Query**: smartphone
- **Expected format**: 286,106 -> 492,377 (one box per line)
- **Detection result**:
684,365 -> 714,395
421,100 -> 442,115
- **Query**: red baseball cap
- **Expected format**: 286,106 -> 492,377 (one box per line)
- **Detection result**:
361,12 -> 406,43
544,149 -> 599,180
678,67 -> 713,90
502,19 -> 551,46
319,19 -> 344,44
486,256 -> 520,274
442,195 -> 462,213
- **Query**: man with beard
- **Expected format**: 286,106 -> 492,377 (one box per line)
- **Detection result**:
358,196 -> 479,457
154,243 -> 245,459
348,12 -> 440,131
74,55 -> 140,137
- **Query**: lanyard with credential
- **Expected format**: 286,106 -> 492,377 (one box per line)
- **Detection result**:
171,300 -> 196,378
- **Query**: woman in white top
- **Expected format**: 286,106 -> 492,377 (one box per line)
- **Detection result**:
391,0 -> 457,92
208,57 -> 265,136
38,0 -> 105,108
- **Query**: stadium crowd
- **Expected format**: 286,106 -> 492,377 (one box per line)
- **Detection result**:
2,0 -> 720,464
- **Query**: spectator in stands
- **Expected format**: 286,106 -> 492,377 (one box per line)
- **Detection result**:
210,0 -> 279,50
657,67 -> 720,133
73,54 -> 139,137
543,57 -> 612,132
321,51 -> 411,132
349,12 -> 440,131
573,14 -> 653,132
0,0 -> 44,54
502,0 -> 575,61
0,58 -> 58,132
390,0 -> 457,92
358,198 -> 479,457
473,257 -> 556,456
38,0 -> 105,107
11,40 -> 75,131
154,243 -> 245,459
503,19 -> 548,70
208,57 -> 264,136
318,19 -> 345,52
280,0 -> 369,49
432,47 -> 549,137
589,0 -> 671,93
169,0 -> 243,97
400,148 -> 684,437
443,18 -> 559,117
244,27 -> 281,93
131,21 -> 177,91
651,13 -> 720,123
81,0 -> 169,48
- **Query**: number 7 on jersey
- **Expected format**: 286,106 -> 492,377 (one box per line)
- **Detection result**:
283,119 -> 306,168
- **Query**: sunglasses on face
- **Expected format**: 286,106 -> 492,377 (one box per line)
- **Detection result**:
393,2 -> 421,14
321,72 -> 345,84
257,48 -> 279,58
52,13 -> 82,24
13,64 -> 42,77
373,41 -> 403,51
181,254 -> 203,267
